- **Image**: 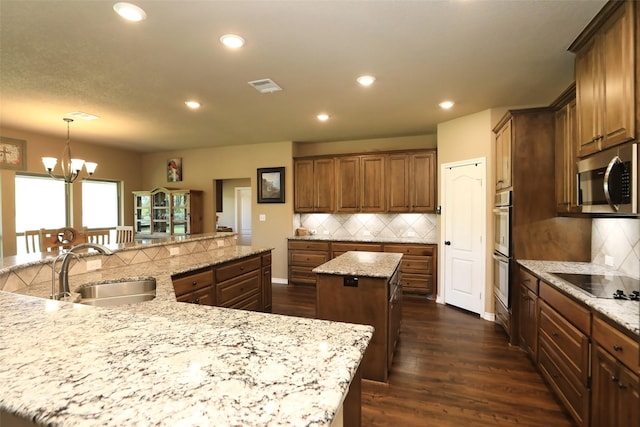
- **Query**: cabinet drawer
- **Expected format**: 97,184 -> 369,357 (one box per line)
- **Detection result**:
289,266 -> 318,284
519,269 -> 538,293
228,293 -> 261,311
261,252 -> 272,266
331,242 -> 383,255
384,244 -> 434,257
288,240 -> 331,251
592,315 -> 640,372
289,251 -> 330,266
217,270 -> 261,307
539,281 -> 590,335
538,339 -> 590,427
172,269 -> 213,296
215,256 -> 261,282
401,273 -> 432,294
401,256 -> 432,274
538,300 -> 590,386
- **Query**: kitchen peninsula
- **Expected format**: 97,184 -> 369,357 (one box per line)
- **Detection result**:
0,233 -> 373,426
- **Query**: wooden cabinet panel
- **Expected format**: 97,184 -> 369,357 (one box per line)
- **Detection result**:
575,39 -> 602,157
387,153 -> 410,212
217,270 -> 261,308
262,253 -> 272,312
172,269 -> 213,297
495,119 -> 512,190
360,155 -> 386,212
336,156 -> 360,212
517,282 -> 537,360
555,96 -> 580,213
288,240 -> 330,286
294,158 -> 335,212
331,242 -> 382,258
215,255 -> 262,283
539,281 -> 591,335
592,315 -> 640,373
410,151 -> 437,212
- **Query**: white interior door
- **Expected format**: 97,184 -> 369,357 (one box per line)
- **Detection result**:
442,159 -> 485,315
235,187 -> 252,245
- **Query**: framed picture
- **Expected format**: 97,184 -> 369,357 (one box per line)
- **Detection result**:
257,167 -> 285,203
167,157 -> 182,182
0,136 -> 26,170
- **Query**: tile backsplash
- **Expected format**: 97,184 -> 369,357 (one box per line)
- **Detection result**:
295,213 -> 438,241
592,218 -> 640,278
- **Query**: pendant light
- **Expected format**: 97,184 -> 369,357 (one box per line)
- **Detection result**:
42,118 -> 97,183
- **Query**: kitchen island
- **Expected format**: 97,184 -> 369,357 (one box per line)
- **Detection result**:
314,251 -> 403,383
0,234 -> 373,426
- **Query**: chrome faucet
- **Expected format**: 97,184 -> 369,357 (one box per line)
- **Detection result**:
51,243 -> 113,300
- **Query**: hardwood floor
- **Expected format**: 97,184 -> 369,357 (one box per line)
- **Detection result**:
272,283 -> 575,427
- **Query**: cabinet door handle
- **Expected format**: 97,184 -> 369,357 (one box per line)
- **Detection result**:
613,344 -> 622,352
611,375 -> 619,382
195,297 -> 200,304
618,382 -> 627,389
192,281 -> 198,286
551,332 -> 558,337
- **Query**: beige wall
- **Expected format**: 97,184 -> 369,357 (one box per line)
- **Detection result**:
436,109 -> 505,316
0,126 -> 142,257
140,141 -> 294,281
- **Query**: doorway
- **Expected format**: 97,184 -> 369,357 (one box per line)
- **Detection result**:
441,158 -> 486,315
235,187 -> 252,245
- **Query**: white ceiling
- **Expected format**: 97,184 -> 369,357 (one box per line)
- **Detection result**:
0,0 -> 607,153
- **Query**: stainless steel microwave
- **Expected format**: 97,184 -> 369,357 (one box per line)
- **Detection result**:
577,143 -> 637,215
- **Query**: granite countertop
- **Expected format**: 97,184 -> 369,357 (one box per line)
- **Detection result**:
0,245 -> 374,426
289,235 -> 438,245
313,251 -> 403,279
518,260 -> 639,337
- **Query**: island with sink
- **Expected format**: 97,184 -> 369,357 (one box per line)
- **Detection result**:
0,233 -> 373,426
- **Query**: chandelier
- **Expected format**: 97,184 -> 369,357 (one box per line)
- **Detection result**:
42,118 -> 97,184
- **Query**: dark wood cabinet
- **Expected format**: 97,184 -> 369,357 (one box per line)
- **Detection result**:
287,240 -> 331,286
553,86 -> 580,213
172,252 -> 271,312
335,155 -> 386,213
517,269 -> 538,361
570,0 -> 636,157
591,315 -> 640,427
294,149 -> 436,213
331,242 -> 383,258
294,158 -> 335,212
383,243 -> 436,296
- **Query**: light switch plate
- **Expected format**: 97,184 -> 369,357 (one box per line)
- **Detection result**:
259,214 -> 266,222
169,247 -> 180,256
86,259 -> 101,271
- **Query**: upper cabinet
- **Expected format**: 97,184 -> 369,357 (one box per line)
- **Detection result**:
294,149 -> 436,214
133,187 -> 203,236
553,85 -> 580,214
570,0 -> 636,157
495,119 -> 512,190
336,155 -> 386,213
294,158 -> 335,213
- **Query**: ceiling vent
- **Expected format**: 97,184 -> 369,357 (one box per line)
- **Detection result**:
248,79 -> 283,94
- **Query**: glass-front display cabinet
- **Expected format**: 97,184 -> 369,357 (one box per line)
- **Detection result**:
133,187 -> 203,236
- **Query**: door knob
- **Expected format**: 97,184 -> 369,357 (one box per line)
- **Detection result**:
444,241 -> 451,246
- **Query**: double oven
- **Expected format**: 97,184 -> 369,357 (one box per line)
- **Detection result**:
493,190 -> 511,308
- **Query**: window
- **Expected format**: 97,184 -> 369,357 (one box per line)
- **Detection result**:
15,175 -> 66,254
82,180 -> 119,228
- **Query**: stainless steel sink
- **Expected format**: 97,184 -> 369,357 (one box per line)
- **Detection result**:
77,279 -> 156,307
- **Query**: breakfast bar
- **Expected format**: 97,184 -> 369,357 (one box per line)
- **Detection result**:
0,235 -> 373,426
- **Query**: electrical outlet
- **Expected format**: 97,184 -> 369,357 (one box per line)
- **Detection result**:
169,247 -> 180,256
259,214 -> 266,222
605,255 -> 614,266
407,231 -> 416,237
217,240 -> 224,247
363,230 -> 371,236
86,259 -> 101,271
323,230 -> 329,235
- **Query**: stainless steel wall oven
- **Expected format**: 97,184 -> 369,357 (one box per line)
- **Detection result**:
493,190 -> 511,308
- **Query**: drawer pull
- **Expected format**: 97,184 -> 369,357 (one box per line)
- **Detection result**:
613,344 -> 622,352
194,297 -> 200,304
611,375 -> 619,382
192,281 -> 198,286
551,332 -> 559,337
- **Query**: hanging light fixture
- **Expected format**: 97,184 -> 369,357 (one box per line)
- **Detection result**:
42,118 -> 97,184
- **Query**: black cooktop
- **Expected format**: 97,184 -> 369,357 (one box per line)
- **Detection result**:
551,273 -> 640,301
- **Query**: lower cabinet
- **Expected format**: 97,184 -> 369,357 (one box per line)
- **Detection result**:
518,267 -> 640,427
590,315 -> 640,427
517,269 -> 538,360
287,240 -> 331,286
172,252 -> 272,313
383,244 -> 436,296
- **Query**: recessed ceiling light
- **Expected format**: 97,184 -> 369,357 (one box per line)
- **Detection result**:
317,113 -> 330,122
113,2 -> 147,22
357,75 -> 376,87
220,34 -> 245,49
439,101 -> 455,110
185,101 -> 201,109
